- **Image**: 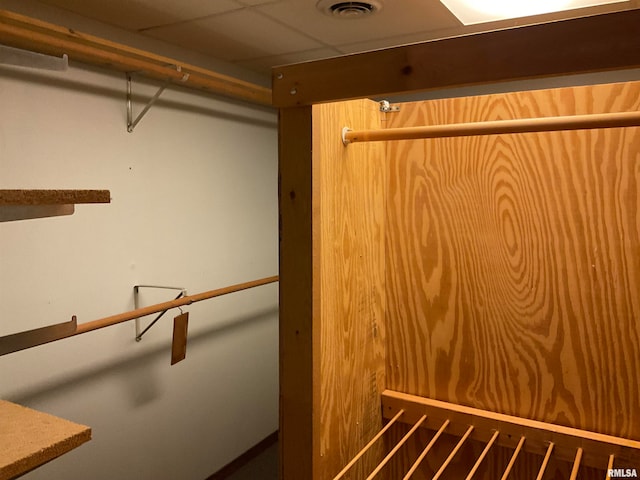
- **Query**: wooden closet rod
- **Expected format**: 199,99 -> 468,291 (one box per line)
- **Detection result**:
342,110 -> 640,144
0,275 -> 278,356
0,9 -> 272,106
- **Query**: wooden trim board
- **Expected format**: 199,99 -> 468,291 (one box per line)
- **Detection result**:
272,9 -> 640,107
278,106 -> 314,480
0,400 -> 91,480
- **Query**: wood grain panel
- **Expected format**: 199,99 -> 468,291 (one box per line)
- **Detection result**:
384,79 -> 640,454
312,99 -> 387,479
279,106 -> 314,480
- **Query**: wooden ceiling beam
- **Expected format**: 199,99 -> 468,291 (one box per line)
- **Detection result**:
272,9 -> 640,107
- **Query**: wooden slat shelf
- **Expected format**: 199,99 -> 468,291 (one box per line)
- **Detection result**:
0,189 -> 110,205
0,400 -> 91,480
382,390 -> 640,470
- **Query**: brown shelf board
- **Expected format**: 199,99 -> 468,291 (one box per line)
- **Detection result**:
0,190 -> 111,206
0,400 -> 91,480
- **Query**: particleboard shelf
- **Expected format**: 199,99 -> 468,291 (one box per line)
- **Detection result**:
0,400 -> 91,480
0,189 -> 110,205
0,189 -> 111,222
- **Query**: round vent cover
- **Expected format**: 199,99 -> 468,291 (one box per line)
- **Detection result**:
316,0 -> 383,18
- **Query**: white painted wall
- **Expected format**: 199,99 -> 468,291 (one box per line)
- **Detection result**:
0,4 -> 278,480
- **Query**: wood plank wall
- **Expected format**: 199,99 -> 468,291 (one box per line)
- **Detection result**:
383,81 -> 640,478
312,99 -> 388,479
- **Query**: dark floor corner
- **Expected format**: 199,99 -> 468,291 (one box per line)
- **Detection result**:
207,432 -> 278,480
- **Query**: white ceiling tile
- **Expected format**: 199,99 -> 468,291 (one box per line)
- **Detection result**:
256,0 -> 461,46
143,9 -> 324,61
335,28 -> 465,54
236,0 -> 284,5
37,0 -> 243,30
31,0 -> 640,71
237,47 -> 342,73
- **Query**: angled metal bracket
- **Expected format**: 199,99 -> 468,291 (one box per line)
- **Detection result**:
133,285 -> 187,341
126,74 -> 169,133
0,44 -> 68,70
379,100 -> 400,113
126,66 -> 190,133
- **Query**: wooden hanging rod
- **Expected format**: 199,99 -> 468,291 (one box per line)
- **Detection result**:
0,275 -> 279,356
0,9 -> 272,106
381,390 -> 640,470
342,110 -> 640,144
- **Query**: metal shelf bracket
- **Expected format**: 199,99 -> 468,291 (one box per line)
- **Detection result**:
133,284 -> 187,341
126,66 -> 189,133
0,44 -> 68,70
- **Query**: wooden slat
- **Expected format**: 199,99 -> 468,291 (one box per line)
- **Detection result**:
432,425 -> 474,480
382,390 -> 640,469
332,410 -> 405,480
272,9 -> 640,107
570,448 -> 584,480
464,430 -> 500,480
402,420 -> 450,480
0,400 -> 91,480
365,415 -> 426,480
535,443 -> 555,480
500,436 -> 526,480
605,455 -> 615,479
0,9 -> 271,106
0,189 -> 110,205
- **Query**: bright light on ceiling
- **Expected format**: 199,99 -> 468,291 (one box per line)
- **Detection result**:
440,0 -> 630,25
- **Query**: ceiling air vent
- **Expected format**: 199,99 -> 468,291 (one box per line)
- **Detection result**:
317,0 -> 383,18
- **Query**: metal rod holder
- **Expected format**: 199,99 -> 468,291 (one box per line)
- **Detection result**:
126,65 -> 190,133
126,74 -> 169,133
134,285 -> 187,341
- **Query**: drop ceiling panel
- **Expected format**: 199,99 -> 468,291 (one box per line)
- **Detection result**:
256,0 -> 461,46
36,0 -> 243,30
335,30 -> 459,54
236,0 -> 282,5
238,47 -> 343,73
28,0 -> 640,77
143,9 -> 324,61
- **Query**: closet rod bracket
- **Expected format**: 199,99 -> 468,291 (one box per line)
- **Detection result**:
134,285 -> 187,341
126,66 -> 189,133
379,100 -> 400,113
